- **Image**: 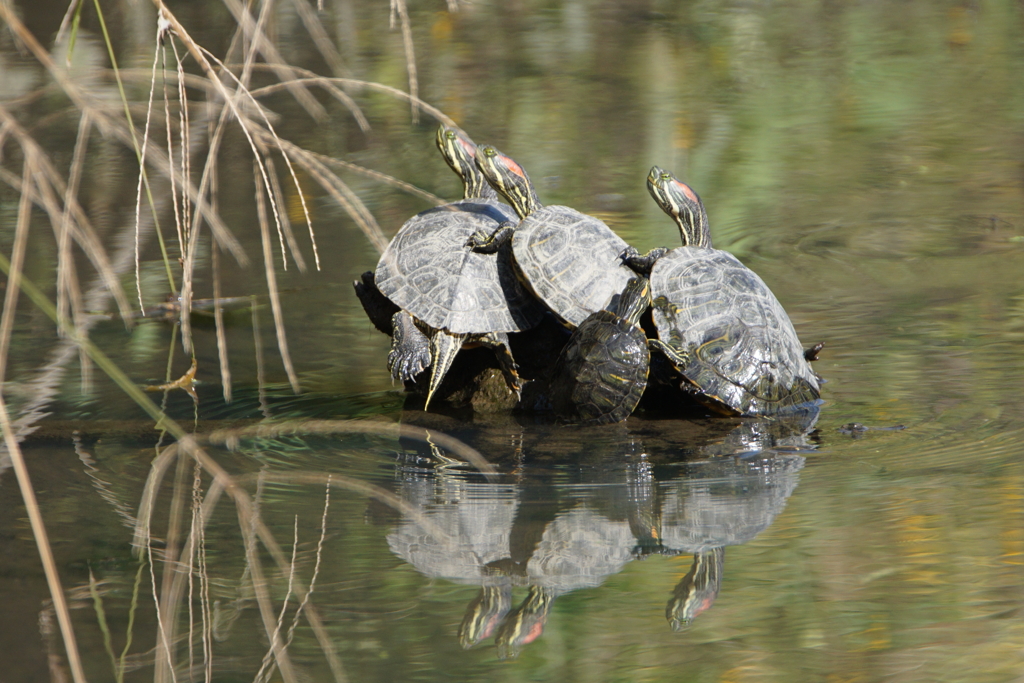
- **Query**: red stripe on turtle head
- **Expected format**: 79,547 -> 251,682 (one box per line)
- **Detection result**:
673,179 -> 699,203
502,155 -> 527,180
455,134 -> 477,158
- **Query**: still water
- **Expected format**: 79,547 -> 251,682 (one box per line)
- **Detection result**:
1,0 -> 1023,681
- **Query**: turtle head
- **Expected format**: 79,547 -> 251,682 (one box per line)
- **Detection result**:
611,277 -> 652,325
436,124 -> 497,200
666,547 -> 724,631
474,144 -> 541,220
647,167 -> 711,248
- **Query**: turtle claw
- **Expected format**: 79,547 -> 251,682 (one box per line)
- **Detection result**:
388,311 -> 431,382
465,222 -> 514,253
388,347 -> 429,382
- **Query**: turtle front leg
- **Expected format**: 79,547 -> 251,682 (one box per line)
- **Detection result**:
649,338 -> 692,370
620,246 -> 668,276
466,221 -> 516,254
425,329 -> 468,409
478,331 -> 523,401
388,311 -> 431,382
803,341 -> 825,362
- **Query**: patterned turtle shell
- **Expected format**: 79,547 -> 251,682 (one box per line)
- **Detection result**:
375,131 -> 542,336
549,277 -> 652,424
473,145 -> 637,328
646,167 -> 820,416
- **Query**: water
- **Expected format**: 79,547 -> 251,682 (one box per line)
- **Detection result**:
1,0 -> 1023,681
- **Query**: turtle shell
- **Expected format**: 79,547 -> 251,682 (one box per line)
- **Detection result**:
650,247 -> 820,415
376,199 -> 543,334
512,207 -> 636,328
549,308 -> 650,424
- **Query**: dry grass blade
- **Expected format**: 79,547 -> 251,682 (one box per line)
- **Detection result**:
161,40 -> 188,281
251,297 -> 270,417
265,155 -> 307,272
0,160 -> 34,388
305,148 -> 444,205
205,419 -> 498,479
212,236 -> 233,404
281,477 -> 331,651
389,0 -> 420,123
248,72 -> 454,127
254,161 -> 301,394
0,105 -> 134,324
178,24 -> 320,274
54,0 -> 85,48
218,0 -> 328,121
287,0 -> 350,77
257,132 -> 389,253
0,7 -> 250,271
253,516 -> 300,683
58,113 -> 92,392
0,164 -> 86,683
135,31 -> 169,312
0,396 -> 88,683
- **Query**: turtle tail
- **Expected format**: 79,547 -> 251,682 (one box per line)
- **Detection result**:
424,331 -> 467,409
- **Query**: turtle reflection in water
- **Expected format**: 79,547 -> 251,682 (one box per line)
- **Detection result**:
386,413 -> 812,655
666,547 -> 724,629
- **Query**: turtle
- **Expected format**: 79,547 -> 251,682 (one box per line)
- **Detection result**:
373,125 -> 544,408
468,145 -> 638,328
548,276 -> 652,424
630,166 -> 821,416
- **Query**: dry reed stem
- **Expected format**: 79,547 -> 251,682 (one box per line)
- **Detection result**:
211,219 -> 233,404
192,460 -> 214,683
162,454 -> 192,674
257,131 -> 389,253
253,516 -> 301,683
151,464 -> 466,683
254,161 -> 302,394
135,33 -> 167,311
178,100 -> 235,355
59,113 -> 93,392
0,130 -> 182,458
220,0 -> 328,122
287,0 -> 350,78
204,419 -> 497,479
264,155 -> 308,273
174,45 -> 194,277
0,7 -> 249,270
303,147 -> 445,205
251,298 -> 270,418
161,45 -> 187,280
248,72 -> 454,126
281,476 -> 331,650
132,432 -> 474,683
187,31 -> 320,274
233,487 -> 300,683
0,161 -> 34,387
389,0 -> 420,123
0,105 -> 134,323
0,164 -> 86,682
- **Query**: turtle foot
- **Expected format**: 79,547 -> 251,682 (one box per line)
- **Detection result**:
388,312 -> 431,382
